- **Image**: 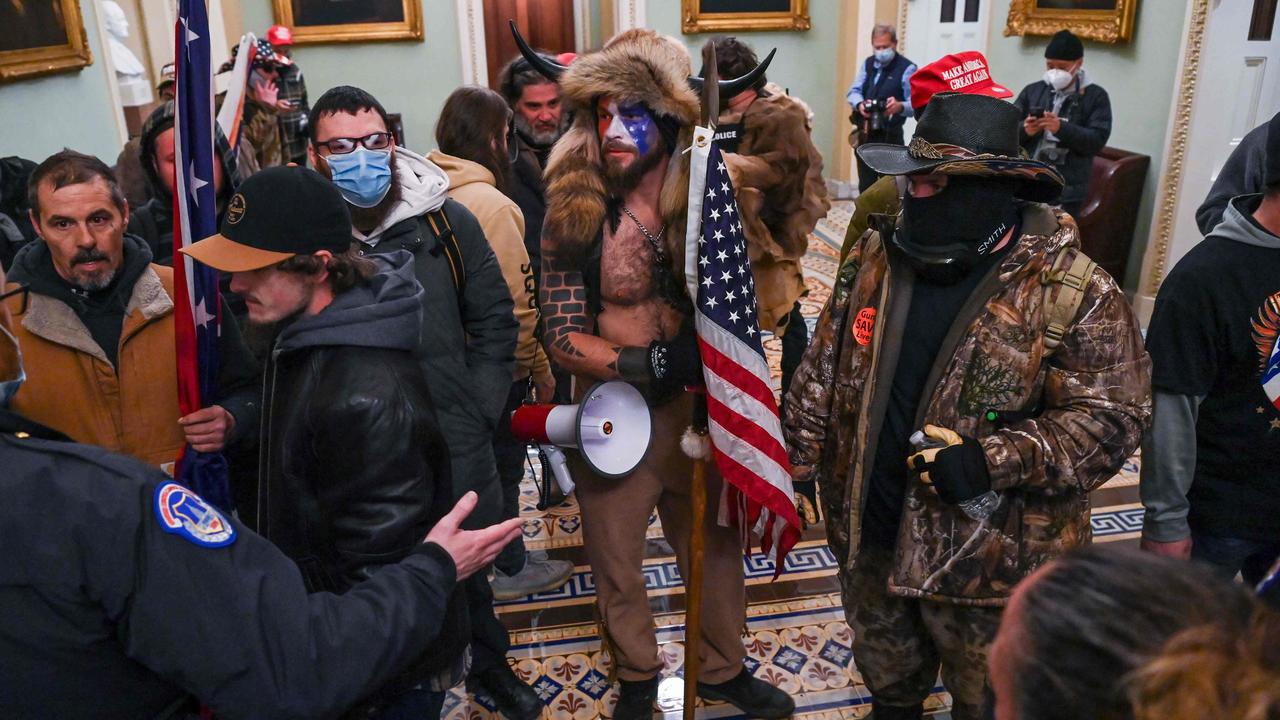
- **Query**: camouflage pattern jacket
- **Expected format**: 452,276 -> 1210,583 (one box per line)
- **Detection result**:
784,203 -> 1151,606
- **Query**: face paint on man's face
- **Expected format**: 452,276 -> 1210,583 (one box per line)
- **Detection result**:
597,98 -> 658,156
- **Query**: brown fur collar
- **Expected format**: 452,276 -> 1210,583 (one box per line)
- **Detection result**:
543,30 -> 700,265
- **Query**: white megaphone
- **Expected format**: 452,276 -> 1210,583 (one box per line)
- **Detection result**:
510,380 -> 653,490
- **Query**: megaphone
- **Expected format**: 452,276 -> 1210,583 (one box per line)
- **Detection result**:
511,380 -> 653,480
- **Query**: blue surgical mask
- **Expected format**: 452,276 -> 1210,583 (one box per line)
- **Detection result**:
874,48 -> 896,65
0,323 -> 25,408
325,146 -> 393,208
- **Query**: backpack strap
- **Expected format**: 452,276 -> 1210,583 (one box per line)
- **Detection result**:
1040,247 -> 1097,358
425,208 -> 466,304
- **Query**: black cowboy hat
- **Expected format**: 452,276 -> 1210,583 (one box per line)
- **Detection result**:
856,92 -> 1064,202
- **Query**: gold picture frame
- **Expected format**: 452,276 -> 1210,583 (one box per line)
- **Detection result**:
1005,0 -> 1139,44
681,0 -> 810,34
0,0 -> 92,84
271,0 -> 423,44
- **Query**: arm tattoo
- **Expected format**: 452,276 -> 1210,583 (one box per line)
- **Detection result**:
540,259 -> 590,360
540,255 -> 625,379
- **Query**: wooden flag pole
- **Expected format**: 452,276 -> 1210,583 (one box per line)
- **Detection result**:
683,39 -> 719,720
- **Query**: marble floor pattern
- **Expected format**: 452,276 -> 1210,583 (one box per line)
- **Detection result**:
444,201 -> 1142,719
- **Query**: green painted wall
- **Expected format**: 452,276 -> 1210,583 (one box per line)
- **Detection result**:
239,0 -> 464,153
647,3 -> 844,176
985,0 -> 1187,290
0,0 -> 123,162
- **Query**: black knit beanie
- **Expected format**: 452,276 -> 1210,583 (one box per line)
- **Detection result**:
1266,111 -> 1280,190
1045,30 -> 1084,61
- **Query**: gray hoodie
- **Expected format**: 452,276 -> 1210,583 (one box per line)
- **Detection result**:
275,250 -> 424,354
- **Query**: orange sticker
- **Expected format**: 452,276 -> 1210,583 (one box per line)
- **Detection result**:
853,307 -> 876,346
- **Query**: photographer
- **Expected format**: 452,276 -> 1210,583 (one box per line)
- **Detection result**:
1014,29 -> 1112,217
846,23 -> 916,192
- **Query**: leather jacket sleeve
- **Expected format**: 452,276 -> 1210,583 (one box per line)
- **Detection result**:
309,354 -> 438,588
980,268 -> 1152,495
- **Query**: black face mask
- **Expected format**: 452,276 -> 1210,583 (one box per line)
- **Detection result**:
895,176 -> 1020,283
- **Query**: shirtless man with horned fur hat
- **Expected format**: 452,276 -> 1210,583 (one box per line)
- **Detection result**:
513,27 -> 794,720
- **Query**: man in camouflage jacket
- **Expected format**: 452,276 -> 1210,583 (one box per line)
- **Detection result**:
783,93 -> 1150,720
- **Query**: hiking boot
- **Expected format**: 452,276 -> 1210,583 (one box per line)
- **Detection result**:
697,668 -> 795,719
490,551 -> 573,601
613,676 -> 659,720
469,664 -> 542,720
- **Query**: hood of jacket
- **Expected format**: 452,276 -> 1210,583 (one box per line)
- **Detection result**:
138,101 -> 240,206
352,147 -> 451,245
428,151 -> 496,191
1206,194 -> 1280,249
8,233 -> 153,312
542,29 -> 698,265
274,250 -> 424,353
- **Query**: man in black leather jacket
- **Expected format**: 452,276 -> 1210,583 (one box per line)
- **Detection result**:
183,166 -> 465,718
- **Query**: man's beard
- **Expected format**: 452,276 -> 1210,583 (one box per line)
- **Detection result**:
515,113 -> 566,148
70,247 -> 119,291
602,140 -> 667,196
347,163 -> 403,234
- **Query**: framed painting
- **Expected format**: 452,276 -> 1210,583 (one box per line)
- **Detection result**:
0,0 -> 92,83
271,0 -> 423,44
1005,0 -> 1140,43
681,0 -> 810,33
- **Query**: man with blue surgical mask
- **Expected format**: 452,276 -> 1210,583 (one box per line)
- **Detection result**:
846,23 -> 916,192
1014,29 -> 1113,218
306,85 -> 533,720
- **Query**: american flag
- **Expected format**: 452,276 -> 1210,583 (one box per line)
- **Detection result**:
684,129 -> 801,566
172,0 -> 231,510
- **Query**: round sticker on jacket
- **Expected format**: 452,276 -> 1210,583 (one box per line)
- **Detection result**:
153,481 -> 237,547
854,307 -> 877,346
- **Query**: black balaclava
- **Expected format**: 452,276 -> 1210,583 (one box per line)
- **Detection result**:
895,175 -> 1020,284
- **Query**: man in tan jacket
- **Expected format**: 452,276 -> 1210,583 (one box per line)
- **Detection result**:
4,150 -> 258,473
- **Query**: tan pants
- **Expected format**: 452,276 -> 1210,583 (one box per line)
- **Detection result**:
572,394 -> 747,684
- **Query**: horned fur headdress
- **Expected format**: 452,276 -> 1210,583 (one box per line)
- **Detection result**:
538,29 -> 699,265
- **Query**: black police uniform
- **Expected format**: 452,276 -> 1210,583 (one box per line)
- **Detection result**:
0,408 -> 458,720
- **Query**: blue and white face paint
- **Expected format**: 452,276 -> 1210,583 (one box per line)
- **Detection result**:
597,97 -> 660,157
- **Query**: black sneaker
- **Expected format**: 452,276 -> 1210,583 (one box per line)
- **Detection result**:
469,664 -> 543,720
612,676 -> 659,720
697,668 -> 795,718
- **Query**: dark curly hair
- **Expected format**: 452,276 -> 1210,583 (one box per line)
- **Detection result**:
276,246 -> 376,295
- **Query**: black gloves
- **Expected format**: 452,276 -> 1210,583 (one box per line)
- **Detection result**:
618,322 -> 703,394
906,425 -> 992,505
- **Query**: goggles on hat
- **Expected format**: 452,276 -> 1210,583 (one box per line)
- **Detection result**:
313,132 -> 394,155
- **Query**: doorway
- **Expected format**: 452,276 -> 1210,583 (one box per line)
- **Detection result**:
483,0 -> 577,89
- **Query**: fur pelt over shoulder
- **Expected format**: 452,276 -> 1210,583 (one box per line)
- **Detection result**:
542,29 -> 701,266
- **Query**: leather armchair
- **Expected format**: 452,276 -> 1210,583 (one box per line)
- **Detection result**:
1075,146 -> 1151,283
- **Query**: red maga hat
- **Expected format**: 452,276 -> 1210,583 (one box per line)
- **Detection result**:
910,51 -> 1011,115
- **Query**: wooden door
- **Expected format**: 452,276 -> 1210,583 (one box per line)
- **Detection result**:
484,0 -> 576,90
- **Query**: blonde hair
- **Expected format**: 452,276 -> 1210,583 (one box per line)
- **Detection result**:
1130,609 -> 1280,720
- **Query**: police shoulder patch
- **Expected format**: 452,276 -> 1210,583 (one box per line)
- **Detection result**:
153,482 -> 236,548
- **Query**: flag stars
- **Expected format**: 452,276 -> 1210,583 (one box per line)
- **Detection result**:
733,244 -> 742,256
699,255 -> 710,267
721,182 -> 730,194
707,185 -> 717,199
720,270 -> 733,283
712,229 -> 724,243
725,289 -> 737,303
706,295 -> 719,309
717,161 -> 726,173
728,310 -> 740,324
728,224 -> 737,236
701,275 -> 714,288
709,207 -> 721,222
745,325 -> 757,336
725,204 -> 736,217
716,249 -> 729,262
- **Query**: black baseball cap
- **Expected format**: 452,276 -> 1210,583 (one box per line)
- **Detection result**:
181,165 -> 352,272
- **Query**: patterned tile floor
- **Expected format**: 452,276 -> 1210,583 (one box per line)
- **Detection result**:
445,202 -> 1141,719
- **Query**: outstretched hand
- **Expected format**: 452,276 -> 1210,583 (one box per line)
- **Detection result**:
424,491 -> 524,580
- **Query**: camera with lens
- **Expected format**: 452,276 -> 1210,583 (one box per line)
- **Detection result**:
864,98 -> 889,134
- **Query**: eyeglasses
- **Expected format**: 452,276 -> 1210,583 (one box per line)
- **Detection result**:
0,284 -> 29,316
313,132 -> 394,155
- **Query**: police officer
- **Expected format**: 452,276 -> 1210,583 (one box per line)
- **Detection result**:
0,275 -> 522,719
